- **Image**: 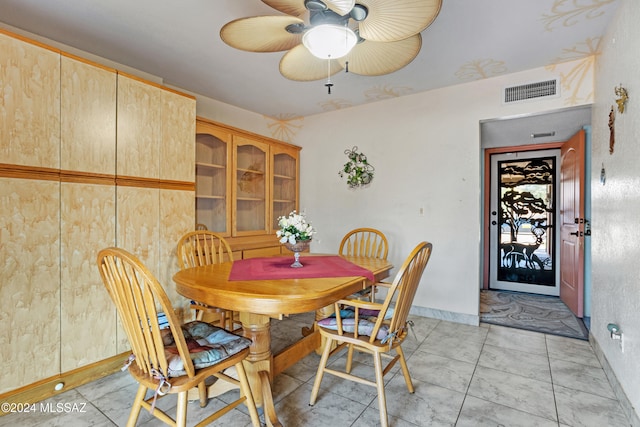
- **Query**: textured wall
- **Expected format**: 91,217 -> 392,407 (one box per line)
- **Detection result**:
296,59 -> 593,322
591,0 -> 640,416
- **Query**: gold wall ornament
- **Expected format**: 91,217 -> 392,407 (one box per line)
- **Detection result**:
615,84 -> 628,113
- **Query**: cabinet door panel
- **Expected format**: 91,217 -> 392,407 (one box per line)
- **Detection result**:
195,122 -> 232,234
159,188 -> 194,318
60,182 -> 116,371
61,56 -> 116,174
0,33 -> 60,169
0,178 -> 60,393
116,186 -> 160,352
161,91 -> 195,182
117,75 -> 161,179
233,136 -> 270,236
271,146 -> 299,231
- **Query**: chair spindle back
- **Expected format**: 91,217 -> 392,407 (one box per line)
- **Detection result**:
177,231 -> 234,269
368,241 -> 432,343
339,227 -> 389,259
97,247 -> 195,378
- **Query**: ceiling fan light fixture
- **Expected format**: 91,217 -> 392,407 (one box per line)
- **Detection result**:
302,24 -> 357,59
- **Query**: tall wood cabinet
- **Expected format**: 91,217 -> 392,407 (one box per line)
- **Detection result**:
196,118 -> 301,256
0,29 -> 195,396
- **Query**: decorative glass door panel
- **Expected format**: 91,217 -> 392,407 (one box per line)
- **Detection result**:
272,150 -> 298,229
195,130 -> 230,234
489,150 -> 560,295
233,137 -> 269,235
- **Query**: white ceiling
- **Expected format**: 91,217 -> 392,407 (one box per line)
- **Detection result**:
0,0 -> 620,118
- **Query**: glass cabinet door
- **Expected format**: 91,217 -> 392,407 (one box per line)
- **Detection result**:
272,147 -> 299,230
195,122 -> 231,234
233,136 -> 269,236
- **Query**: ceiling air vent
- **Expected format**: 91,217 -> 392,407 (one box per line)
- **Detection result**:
503,79 -> 559,103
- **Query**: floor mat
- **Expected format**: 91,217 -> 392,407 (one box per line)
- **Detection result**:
480,290 -> 589,340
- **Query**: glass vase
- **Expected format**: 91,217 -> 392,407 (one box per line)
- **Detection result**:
283,239 -> 311,268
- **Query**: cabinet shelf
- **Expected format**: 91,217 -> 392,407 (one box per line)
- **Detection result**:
197,162 -> 225,169
237,197 -> 266,202
237,168 -> 265,175
273,199 -> 295,203
274,174 -> 295,180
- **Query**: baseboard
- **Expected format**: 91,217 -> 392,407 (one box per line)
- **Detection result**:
410,305 -> 480,326
0,351 -> 130,416
590,335 -> 640,427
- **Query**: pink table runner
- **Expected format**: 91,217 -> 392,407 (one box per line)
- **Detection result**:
228,255 -> 375,282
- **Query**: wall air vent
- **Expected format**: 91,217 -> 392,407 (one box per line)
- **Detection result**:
503,79 -> 559,103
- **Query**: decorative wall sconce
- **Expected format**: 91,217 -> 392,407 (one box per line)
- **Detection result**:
615,84 -> 628,113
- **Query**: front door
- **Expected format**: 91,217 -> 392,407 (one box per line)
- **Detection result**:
489,149 -> 560,295
559,130 -> 586,317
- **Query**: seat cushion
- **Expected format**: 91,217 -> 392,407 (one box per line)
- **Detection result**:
162,321 -> 251,377
335,306 -> 394,320
317,317 -> 389,340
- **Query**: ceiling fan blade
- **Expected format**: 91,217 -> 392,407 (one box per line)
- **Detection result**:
324,0 -> 356,16
220,16 -> 304,52
357,0 -> 442,42
338,34 -> 421,76
261,0 -> 307,17
280,44 -> 344,81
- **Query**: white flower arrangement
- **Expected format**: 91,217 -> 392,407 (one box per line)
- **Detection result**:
276,210 -> 315,244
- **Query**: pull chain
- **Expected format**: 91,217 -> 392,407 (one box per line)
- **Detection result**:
324,57 -> 333,95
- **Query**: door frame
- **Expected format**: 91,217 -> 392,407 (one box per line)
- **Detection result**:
488,149 -> 561,295
482,142 -> 564,289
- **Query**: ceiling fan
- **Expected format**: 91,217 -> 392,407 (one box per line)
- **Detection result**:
220,0 -> 442,91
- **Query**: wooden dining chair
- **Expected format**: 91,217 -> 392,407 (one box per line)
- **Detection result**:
176,230 -> 240,331
310,241 -> 433,427
339,227 -> 389,301
339,227 -> 389,259
97,247 -> 261,427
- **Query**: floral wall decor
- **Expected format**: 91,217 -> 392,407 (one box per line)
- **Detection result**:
339,146 -> 374,188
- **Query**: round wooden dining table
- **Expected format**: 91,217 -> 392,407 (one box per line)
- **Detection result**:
173,254 -> 393,427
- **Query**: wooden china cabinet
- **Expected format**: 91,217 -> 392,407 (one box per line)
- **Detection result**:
195,117 -> 301,258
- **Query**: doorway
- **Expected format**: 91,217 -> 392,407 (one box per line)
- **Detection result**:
481,107 -> 591,324
488,149 -> 560,295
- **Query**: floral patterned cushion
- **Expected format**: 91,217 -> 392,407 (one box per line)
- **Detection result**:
334,306 -> 394,320
317,317 -> 389,340
161,321 -> 251,377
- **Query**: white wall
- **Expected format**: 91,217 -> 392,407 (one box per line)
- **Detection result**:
195,94 -> 271,135
294,60 -> 592,324
591,0 -> 640,420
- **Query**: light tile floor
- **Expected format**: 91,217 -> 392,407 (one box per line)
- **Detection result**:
0,314 -> 631,426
